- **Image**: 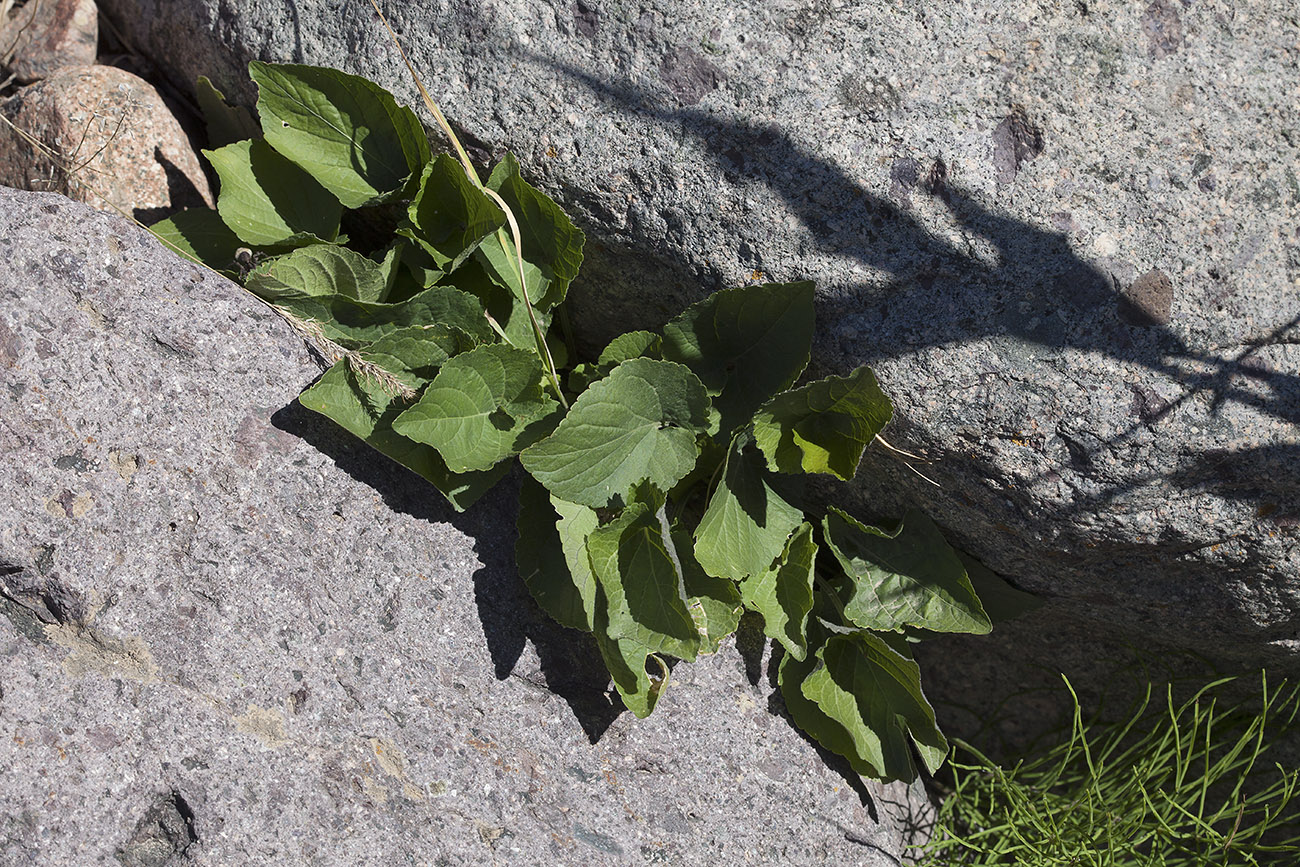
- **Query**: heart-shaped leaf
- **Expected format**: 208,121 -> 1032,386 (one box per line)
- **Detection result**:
694,432 -> 804,581
392,344 -> 558,473
205,138 -> 342,246
663,281 -> 814,435
196,75 -> 261,149
475,152 -> 584,310
586,503 -> 700,661
752,367 -> 892,480
245,244 -> 387,302
520,359 -> 711,508
259,284 -> 492,350
823,508 -> 991,635
740,522 -> 816,660
786,631 -> 948,783
441,256 -> 551,354
674,530 -> 742,655
298,346 -> 506,512
569,330 -> 662,393
406,154 -> 505,273
594,629 -> 663,719
251,61 -> 430,207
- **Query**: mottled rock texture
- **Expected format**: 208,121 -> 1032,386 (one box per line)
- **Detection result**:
0,186 -> 923,865
94,0 -> 1299,675
0,0 -> 97,82
0,64 -> 212,221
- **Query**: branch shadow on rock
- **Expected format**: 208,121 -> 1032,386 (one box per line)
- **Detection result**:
518,49 -> 1300,672
508,47 -> 1299,518
270,399 -> 623,742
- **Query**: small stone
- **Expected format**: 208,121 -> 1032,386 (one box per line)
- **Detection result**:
0,0 -> 97,83
0,65 -> 212,221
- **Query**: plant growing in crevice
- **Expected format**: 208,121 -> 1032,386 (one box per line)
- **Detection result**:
149,19 -> 1036,784
916,672 -> 1300,865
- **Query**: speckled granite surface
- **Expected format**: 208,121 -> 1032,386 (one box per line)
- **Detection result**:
0,188 -> 923,865
94,1 -> 1300,673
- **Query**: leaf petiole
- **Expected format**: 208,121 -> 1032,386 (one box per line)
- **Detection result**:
367,0 -> 567,409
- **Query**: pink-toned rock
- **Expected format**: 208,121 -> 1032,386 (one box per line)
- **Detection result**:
0,64 -> 212,219
1,0 -> 98,82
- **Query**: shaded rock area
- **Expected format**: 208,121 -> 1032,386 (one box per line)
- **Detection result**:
0,64 -> 212,220
93,0 -> 1299,682
0,186 -> 926,864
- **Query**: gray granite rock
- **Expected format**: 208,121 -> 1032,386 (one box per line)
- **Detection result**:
93,0 -> 1299,673
0,185 -> 924,865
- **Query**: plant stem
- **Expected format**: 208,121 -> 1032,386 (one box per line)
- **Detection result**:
366,0 -> 567,408
813,572 -> 849,622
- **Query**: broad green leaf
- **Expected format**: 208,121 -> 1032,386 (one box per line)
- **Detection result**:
674,530 -> 742,655
779,644 -> 870,774
599,331 -> 662,366
752,367 -> 892,480
586,504 -> 700,661
250,61 -> 430,207
520,359 -> 711,509
406,154 -> 505,273
373,241 -> 405,300
298,360 -> 506,511
392,344 -> 558,473
740,522 -> 816,660
442,256 -> 550,353
245,244 -> 386,302
475,234 -> 545,305
381,236 -> 444,303
823,508 -> 991,635
569,331 -> 663,394
515,476 -> 598,632
148,208 -> 242,272
796,632 -> 948,782
594,628 -> 663,719
476,152 -> 584,309
694,433 -> 803,581
261,284 -> 492,350
205,139 -> 342,246
662,282 -> 815,434
195,75 -> 261,148
358,324 -> 474,389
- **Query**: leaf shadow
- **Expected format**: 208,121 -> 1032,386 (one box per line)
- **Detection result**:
523,50 -> 1300,508
270,398 -> 623,741
761,640 -> 881,813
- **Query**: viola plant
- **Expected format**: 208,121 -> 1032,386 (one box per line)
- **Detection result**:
150,56 -> 1034,784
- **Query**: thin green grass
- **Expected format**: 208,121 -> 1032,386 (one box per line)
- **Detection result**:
916,672 -> 1300,866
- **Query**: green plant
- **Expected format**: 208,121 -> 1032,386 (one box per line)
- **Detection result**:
149,37 -> 1035,784
916,673 -> 1300,865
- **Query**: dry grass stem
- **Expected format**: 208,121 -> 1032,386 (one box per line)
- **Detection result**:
364,0 -> 568,408
1,0 -> 41,67
874,433 -> 941,487
271,305 -> 417,400
347,353 -> 419,401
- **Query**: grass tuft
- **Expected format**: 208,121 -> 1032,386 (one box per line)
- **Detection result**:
915,671 -> 1300,866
